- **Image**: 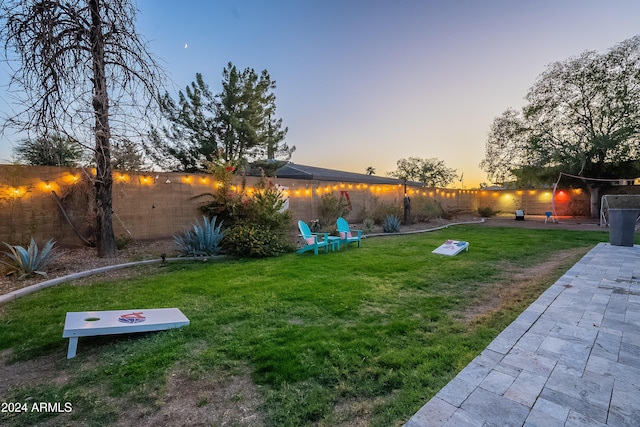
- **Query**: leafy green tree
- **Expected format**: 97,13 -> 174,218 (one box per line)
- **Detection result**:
481,36 -> 640,216
389,157 -> 458,187
216,62 -> 293,163
111,138 -> 145,170
14,134 -> 85,166
149,63 -> 293,172
147,73 -> 218,172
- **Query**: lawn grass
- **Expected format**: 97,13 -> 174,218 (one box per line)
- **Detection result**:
0,226 -> 615,426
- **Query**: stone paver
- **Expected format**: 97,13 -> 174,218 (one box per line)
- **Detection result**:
405,243 -> 640,426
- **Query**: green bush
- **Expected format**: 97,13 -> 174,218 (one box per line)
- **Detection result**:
221,183 -> 294,257
411,198 -> 444,222
371,198 -> 403,224
245,187 -> 291,233
477,206 -> 500,218
197,191 -> 246,228
197,174 -> 294,258
224,224 -> 294,257
174,216 -> 225,257
1,238 -> 59,279
441,208 -> 463,220
318,193 -> 350,230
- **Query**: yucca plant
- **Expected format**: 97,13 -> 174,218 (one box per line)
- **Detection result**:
1,238 -> 60,279
174,215 -> 225,257
382,215 -> 401,233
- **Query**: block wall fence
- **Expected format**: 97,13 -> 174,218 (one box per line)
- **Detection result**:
0,165 -> 593,247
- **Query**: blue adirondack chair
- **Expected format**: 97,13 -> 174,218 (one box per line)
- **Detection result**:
336,217 -> 362,248
297,220 -> 329,255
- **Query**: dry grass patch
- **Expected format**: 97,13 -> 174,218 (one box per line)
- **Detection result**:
461,247 -> 589,324
115,365 -> 264,427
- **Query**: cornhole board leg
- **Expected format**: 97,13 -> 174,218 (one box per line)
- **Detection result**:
63,308 -> 189,359
67,337 -> 78,359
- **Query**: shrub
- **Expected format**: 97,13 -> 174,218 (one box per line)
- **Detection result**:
477,206 -> 499,218
224,224 -> 294,257
245,186 -> 291,233
371,198 -> 403,224
411,198 -> 444,222
116,234 -> 134,250
441,208 -> 462,220
197,161 -> 246,227
174,216 -> 225,257
382,215 -> 401,233
362,218 -> 375,234
318,193 -> 350,230
197,191 -> 247,228
1,238 -> 59,279
309,219 -> 322,233
221,183 -> 293,258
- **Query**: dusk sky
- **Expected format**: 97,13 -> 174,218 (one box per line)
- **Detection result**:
1,1 -> 640,187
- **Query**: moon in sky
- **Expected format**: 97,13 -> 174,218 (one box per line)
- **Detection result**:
184,43 -> 188,49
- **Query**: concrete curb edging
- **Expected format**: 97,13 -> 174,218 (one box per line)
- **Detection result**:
364,218 -> 486,238
0,256 -> 226,306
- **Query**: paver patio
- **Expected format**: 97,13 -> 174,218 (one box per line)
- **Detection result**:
405,242 -> 640,427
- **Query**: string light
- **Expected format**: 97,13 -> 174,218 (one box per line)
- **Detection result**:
0,170 -> 585,224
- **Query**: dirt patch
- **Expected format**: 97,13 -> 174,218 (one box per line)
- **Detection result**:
460,247 -> 589,324
114,365 -> 265,427
0,350 -> 71,397
328,395 -> 393,427
0,350 -> 265,427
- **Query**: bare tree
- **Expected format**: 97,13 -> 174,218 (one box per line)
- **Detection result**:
1,0 -> 164,257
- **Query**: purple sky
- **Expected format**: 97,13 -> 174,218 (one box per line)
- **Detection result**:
2,0 -> 640,187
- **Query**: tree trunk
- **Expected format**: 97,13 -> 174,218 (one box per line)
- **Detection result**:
89,0 -> 116,257
403,196 -> 411,225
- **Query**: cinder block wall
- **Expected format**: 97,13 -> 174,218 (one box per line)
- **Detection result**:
0,165 -> 594,247
475,188 -> 591,217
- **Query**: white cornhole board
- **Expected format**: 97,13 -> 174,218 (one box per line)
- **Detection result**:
62,308 -> 189,359
432,240 -> 469,256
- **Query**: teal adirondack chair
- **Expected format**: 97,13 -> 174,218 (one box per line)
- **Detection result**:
297,220 -> 329,255
336,217 -> 362,247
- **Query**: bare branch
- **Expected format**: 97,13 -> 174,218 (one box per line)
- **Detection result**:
0,0 -> 166,257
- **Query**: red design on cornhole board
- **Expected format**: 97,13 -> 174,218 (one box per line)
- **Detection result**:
118,312 -> 146,324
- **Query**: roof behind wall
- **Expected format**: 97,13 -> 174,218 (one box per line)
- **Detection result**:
275,163 -> 420,186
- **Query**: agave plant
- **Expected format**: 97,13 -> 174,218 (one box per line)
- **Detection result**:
382,215 -> 401,233
1,238 -> 60,279
174,215 -> 225,257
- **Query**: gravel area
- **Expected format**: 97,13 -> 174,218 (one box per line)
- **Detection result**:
0,239 -> 177,296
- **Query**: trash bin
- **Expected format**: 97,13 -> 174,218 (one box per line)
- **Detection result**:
609,208 -> 639,247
